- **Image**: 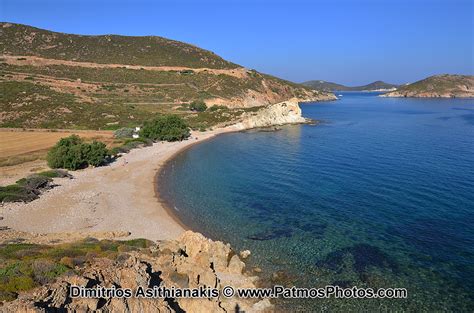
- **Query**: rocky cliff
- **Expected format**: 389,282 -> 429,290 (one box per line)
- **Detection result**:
1,231 -> 272,312
236,99 -> 307,129
381,74 -> 474,98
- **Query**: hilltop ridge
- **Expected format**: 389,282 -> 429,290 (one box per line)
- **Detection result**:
0,22 -> 238,69
303,80 -> 398,92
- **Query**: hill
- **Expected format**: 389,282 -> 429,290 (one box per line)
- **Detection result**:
0,22 -> 238,69
0,22 -> 335,130
302,80 -> 347,92
381,74 -> 474,98
303,80 -> 398,92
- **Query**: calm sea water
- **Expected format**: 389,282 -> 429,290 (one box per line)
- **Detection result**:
159,92 -> 474,311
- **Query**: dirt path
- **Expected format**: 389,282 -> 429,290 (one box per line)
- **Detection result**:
2,55 -> 248,78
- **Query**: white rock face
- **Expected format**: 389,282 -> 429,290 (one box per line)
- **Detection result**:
236,98 -> 307,129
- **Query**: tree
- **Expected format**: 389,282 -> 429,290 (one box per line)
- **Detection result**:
47,135 -> 86,170
83,141 -> 108,167
47,135 -> 109,170
140,115 -> 190,142
189,100 -> 207,112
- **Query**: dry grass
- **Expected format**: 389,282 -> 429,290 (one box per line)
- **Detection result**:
0,129 -> 114,164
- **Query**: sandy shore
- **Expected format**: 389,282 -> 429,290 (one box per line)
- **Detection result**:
0,126 -> 239,241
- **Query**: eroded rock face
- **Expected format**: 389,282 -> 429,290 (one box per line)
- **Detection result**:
1,231 -> 273,313
236,99 -> 307,129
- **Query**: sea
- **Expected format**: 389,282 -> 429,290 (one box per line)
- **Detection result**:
159,92 -> 474,311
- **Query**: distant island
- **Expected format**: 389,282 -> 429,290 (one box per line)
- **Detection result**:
381,74 -> 474,98
302,80 -> 398,92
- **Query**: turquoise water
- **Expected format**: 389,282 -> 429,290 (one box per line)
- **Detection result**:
159,92 -> 474,311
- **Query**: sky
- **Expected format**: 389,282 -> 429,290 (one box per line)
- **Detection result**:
1,0 -> 473,85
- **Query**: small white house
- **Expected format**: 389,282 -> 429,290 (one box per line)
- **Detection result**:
132,134 -> 139,139
135,127 -> 141,132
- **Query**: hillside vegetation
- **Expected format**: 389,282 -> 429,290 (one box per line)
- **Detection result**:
303,80 -> 398,92
0,22 -> 335,130
0,23 -> 238,69
382,74 -> 474,98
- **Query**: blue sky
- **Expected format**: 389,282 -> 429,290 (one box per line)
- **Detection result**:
1,0 -> 473,85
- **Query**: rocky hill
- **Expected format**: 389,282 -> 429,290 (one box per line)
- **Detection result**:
303,80 -> 398,92
0,22 -> 335,130
381,74 -> 474,98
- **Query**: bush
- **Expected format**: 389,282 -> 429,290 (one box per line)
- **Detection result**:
0,238 -> 156,301
37,169 -> 72,179
0,184 -> 39,203
47,135 -> 109,170
114,127 -> 135,138
82,141 -> 108,167
140,115 -> 190,142
209,105 -> 227,112
0,171 -> 72,203
109,138 -> 153,155
189,100 -> 207,112
16,175 -> 51,190
32,259 -> 68,284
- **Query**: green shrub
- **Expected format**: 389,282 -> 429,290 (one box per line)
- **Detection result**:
82,141 -> 108,167
209,105 -> 227,112
114,127 -> 135,138
46,135 -> 109,170
140,115 -> 190,142
189,100 -> 207,112
31,259 -> 68,284
16,175 -> 51,190
46,135 -> 83,170
109,138 -> 153,155
37,169 -> 72,179
0,184 -> 38,203
0,171 -> 70,203
0,238 -> 156,301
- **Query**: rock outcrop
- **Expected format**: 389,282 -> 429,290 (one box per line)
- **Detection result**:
381,74 -> 474,98
236,99 -> 307,129
1,231 -> 272,313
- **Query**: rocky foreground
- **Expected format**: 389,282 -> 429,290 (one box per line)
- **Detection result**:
382,74 -> 474,98
1,231 -> 272,312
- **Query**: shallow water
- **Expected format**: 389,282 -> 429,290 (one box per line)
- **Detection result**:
159,92 -> 474,311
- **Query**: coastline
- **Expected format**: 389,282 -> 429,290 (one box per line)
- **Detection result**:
0,99 -> 311,242
153,125 -> 242,232
0,126 -> 238,241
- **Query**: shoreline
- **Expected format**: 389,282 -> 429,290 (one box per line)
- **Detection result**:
0,99 -> 310,241
0,126 -> 239,241
153,125 -> 242,232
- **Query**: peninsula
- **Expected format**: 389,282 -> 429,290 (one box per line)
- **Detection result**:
381,74 -> 474,98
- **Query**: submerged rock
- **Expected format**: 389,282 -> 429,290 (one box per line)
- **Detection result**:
316,243 -> 398,276
247,228 -> 293,241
